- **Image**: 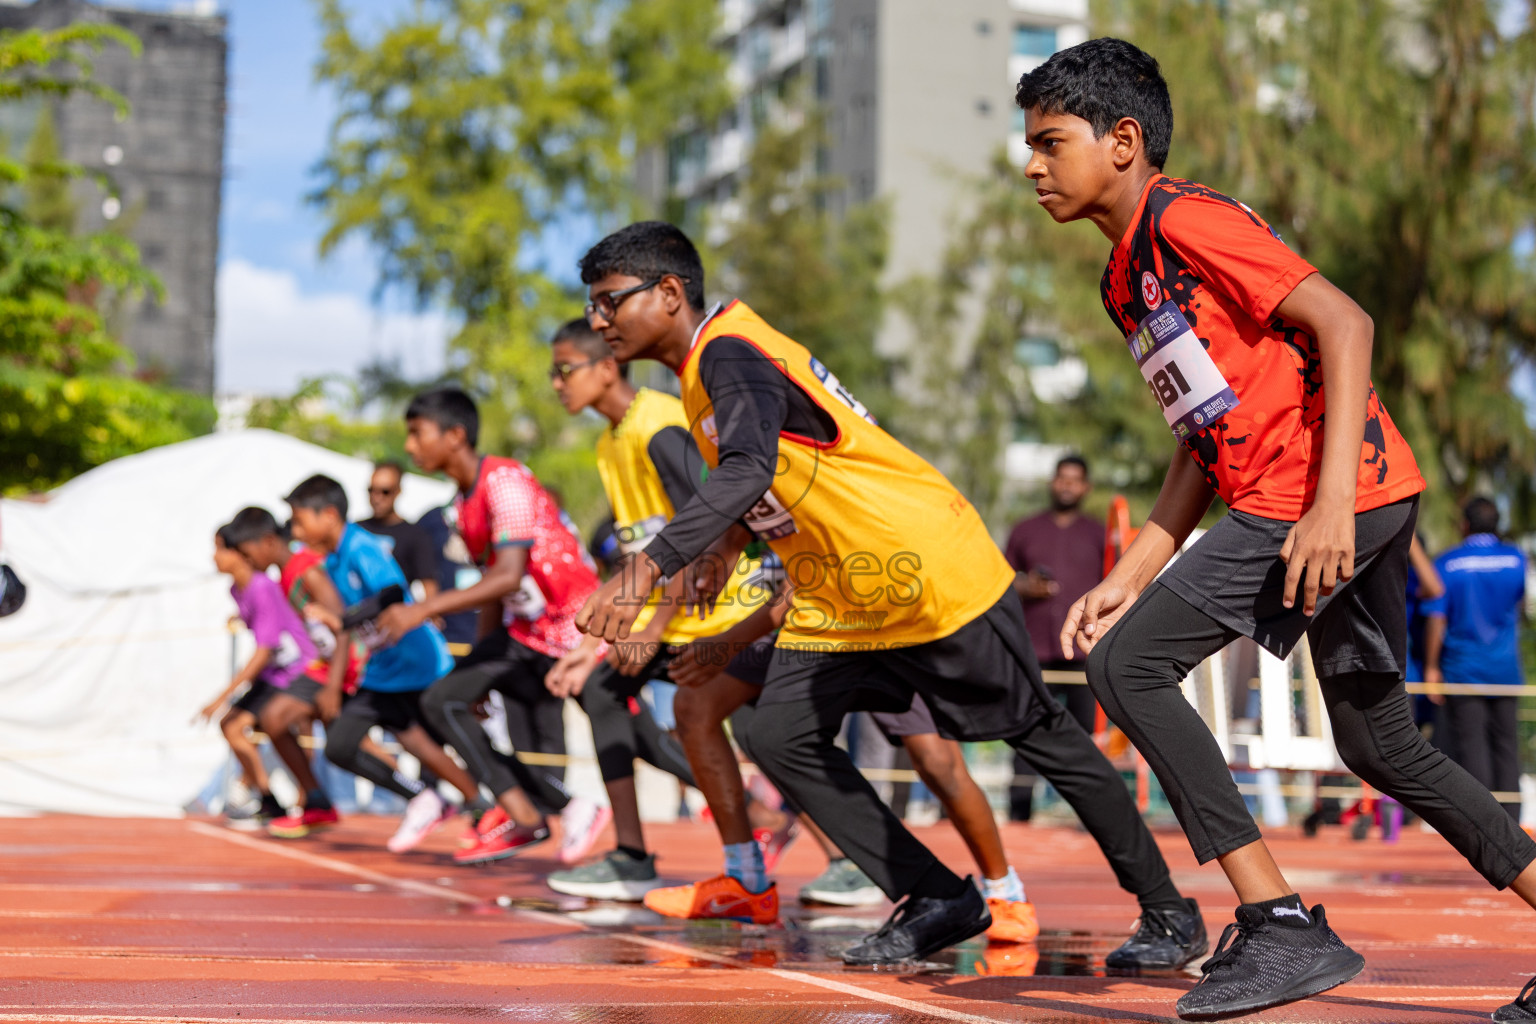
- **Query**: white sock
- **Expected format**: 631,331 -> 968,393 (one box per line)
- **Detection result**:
983,866 -> 1026,903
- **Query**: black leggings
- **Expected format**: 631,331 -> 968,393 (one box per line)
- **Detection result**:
1087,582 -> 1536,888
419,641 -> 571,814
578,657 -> 696,787
325,712 -> 424,802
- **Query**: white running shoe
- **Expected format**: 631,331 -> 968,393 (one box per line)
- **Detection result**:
558,796 -> 612,865
387,789 -> 456,854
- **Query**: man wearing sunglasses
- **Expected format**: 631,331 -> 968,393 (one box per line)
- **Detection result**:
357,461 -> 440,605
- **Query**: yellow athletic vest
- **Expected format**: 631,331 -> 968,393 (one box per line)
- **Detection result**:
596,387 -> 761,644
677,301 -> 1016,650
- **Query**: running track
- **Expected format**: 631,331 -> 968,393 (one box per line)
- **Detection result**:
0,815 -> 1524,1022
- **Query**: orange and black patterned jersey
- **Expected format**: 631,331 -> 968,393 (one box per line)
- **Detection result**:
1100,175 -> 1423,519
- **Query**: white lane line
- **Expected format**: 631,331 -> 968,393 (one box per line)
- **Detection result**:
181,825 -> 1521,1021
189,823 -> 1014,1023
184,822 -> 506,911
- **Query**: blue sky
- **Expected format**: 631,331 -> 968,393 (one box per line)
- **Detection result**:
136,0 -> 454,394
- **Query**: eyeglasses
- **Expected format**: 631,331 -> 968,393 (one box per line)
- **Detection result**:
368,486 -> 398,496
585,276 -> 674,324
548,356 -> 604,382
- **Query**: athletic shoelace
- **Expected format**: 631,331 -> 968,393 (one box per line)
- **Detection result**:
866,896 -> 920,942
1515,976 -> 1536,1011
1198,912 -> 1263,978
1128,906 -> 1193,947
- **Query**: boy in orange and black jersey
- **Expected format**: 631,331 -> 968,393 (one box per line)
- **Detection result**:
1018,37 -> 1536,1021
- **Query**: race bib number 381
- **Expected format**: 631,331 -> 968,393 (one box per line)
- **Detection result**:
1128,299 -> 1240,443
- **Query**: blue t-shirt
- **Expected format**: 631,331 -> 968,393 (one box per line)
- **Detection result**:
1423,534 -> 1526,689
325,524 -> 453,693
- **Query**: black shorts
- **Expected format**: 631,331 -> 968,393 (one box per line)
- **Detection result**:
232,679 -> 277,717
870,693 -> 939,745
724,636 -> 775,687
270,675 -> 322,707
754,589 -> 1051,742
339,688 -> 426,734
1158,496 -> 1416,678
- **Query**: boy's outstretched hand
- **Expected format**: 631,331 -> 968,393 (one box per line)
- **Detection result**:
1060,575 -> 1142,659
1279,498 -> 1354,616
546,639 -> 603,699
576,552 -> 662,642
374,602 -> 428,644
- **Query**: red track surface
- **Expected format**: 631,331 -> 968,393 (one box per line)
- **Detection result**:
0,814 -> 1525,1022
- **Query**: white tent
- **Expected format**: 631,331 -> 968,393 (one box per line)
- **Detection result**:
0,429 -> 456,817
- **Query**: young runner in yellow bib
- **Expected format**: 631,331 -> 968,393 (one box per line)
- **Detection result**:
574,221 -> 1202,968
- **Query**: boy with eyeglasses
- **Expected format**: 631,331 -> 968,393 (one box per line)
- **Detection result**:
541,317 -> 770,903
573,220 -> 1203,968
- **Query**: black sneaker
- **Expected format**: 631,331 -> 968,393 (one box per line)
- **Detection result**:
841,879 -> 991,966
1106,897 -> 1208,970
1175,903 -> 1364,1020
1495,977 -> 1536,1021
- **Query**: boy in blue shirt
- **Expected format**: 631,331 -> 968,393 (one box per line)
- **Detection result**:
285,474 -> 488,853
1424,497 -> 1527,823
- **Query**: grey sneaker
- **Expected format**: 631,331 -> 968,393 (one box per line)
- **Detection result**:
1175,903 -> 1364,1020
799,858 -> 884,906
546,849 -> 661,902
1495,977 -> 1536,1021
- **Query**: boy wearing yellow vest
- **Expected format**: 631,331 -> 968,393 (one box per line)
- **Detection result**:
574,221 -> 1204,967
545,318 -> 770,903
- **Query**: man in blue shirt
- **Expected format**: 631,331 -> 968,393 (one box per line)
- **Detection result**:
1424,497 -> 1526,822
286,474 -> 487,852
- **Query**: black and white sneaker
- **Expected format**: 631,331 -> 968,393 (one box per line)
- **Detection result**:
1106,897 -> 1208,970
1495,977 -> 1536,1021
842,879 -> 991,966
1175,903 -> 1364,1020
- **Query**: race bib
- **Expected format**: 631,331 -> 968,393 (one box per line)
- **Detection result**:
1128,299 -> 1239,443
615,514 -> 669,555
809,357 -> 877,424
504,574 -> 548,622
744,490 -> 798,541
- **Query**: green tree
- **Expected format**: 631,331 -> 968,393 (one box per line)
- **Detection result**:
0,25 -> 213,493
912,0 -> 1536,539
310,0 -> 729,529
708,115 -> 894,422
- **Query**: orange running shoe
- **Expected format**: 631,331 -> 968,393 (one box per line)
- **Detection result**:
985,899 -> 1039,943
643,874 -> 778,924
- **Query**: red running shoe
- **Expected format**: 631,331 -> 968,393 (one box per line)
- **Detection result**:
267,806 -> 340,839
454,816 -> 550,866
461,805 -> 508,848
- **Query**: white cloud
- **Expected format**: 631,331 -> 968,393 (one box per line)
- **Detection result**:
215,259 -> 455,396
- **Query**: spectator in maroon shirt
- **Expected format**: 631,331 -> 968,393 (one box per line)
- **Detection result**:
1007,457 -> 1103,704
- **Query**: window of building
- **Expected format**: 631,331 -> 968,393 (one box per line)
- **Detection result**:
1013,25 -> 1058,58
808,0 -> 831,33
